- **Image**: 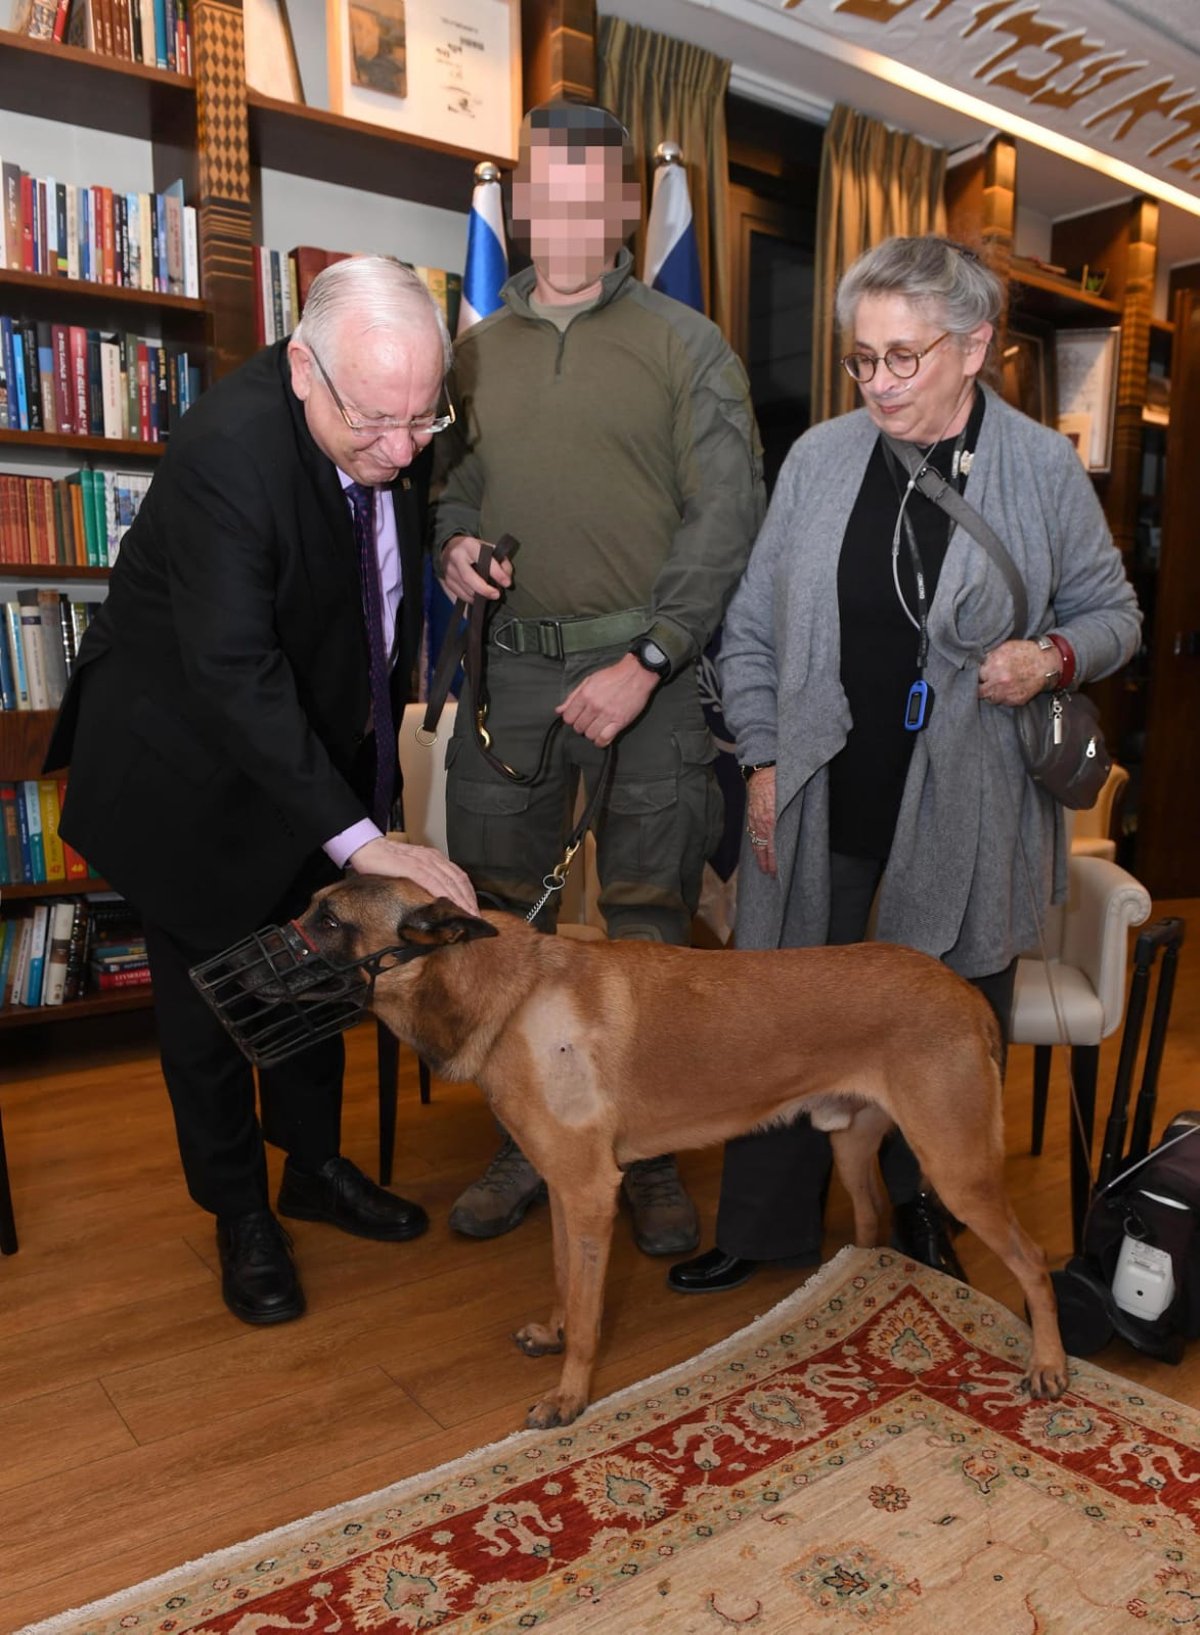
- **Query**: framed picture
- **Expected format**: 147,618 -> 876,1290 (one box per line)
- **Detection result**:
1000,319 -> 1056,426
244,0 -> 305,104
326,0 -> 520,161
1054,326 -> 1121,473
1057,412 -> 1092,468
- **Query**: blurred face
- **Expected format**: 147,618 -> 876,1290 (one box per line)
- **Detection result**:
511,131 -> 640,300
288,320 -> 447,485
846,293 -> 991,444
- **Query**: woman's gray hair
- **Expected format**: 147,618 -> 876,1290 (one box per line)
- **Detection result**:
835,235 -> 1006,338
292,254 -> 453,372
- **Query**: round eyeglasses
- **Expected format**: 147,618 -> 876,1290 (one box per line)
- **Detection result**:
840,331 -> 951,384
308,345 -> 456,438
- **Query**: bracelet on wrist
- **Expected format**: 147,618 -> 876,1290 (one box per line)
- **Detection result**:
1046,632 -> 1077,689
740,760 -> 776,782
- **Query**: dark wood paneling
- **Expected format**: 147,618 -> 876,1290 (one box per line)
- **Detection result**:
0,711 -> 59,782
520,0 -> 595,108
1137,289 -> 1200,896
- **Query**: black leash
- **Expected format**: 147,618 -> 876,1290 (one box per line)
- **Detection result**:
421,535 -> 614,921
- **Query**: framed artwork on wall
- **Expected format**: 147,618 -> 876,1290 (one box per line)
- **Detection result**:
1055,326 -> 1121,472
1000,319 -> 1056,426
245,0 -> 305,103
1057,411 -> 1092,467
326,0 -> 520,161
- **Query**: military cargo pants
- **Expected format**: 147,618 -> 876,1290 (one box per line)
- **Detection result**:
444,643 -> 723,946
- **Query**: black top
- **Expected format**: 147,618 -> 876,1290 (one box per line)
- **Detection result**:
828,390 -> 987,860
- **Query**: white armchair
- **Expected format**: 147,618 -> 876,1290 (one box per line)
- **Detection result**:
1010,852 -> 1151,1248
1070,762 -> 1129,863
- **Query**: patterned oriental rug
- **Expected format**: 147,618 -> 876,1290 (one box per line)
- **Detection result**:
22,1248 -> 1200,1635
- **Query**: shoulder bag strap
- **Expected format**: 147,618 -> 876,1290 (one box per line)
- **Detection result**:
881,432 -> 1029,637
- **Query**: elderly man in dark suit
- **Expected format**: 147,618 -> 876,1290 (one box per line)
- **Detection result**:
46,256 -> 475,1327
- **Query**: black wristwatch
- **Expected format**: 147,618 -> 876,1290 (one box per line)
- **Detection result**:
740,760 -> 776,782
630,637 -> 671,677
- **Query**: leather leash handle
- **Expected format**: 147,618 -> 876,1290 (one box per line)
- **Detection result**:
421,533 -> 560,785
422,533 -> 518,742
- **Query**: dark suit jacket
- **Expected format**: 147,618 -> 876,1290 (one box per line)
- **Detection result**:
46,342 -> 430,946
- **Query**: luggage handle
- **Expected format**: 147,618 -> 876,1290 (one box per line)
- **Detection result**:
1134,916 -> 1186,965
1097,916 -> 1187,1192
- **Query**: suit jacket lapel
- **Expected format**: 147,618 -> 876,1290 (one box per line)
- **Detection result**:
278,344 -> 362,603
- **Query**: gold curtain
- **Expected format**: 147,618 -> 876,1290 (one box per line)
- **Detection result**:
812,104 -> 947,424
598,15 -> 732,336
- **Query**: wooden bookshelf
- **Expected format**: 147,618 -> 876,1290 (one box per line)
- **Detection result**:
1010,266 -> 1122,323
0,709 -> 59,781
0,876 -> 115,900
0,429 -> 167,457
246,91 -> 514,213
0,986 -> 152,1028
0,268 -> 209,316
0,29 -> 194,143
0,564 -> 112,582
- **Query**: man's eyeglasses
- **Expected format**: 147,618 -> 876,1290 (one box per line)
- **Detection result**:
308,345 -> 456,437
840,331 -> 952,384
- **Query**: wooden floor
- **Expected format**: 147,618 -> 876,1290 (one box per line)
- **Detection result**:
0,897 -> 1196,1631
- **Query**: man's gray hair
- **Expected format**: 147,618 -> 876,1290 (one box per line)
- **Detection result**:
835,236 -> 1006,338
292,254 -> 453,372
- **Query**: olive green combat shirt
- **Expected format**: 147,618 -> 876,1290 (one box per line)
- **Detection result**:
433,249 -> 765,674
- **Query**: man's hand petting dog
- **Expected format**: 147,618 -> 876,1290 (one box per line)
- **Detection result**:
347,836 -> 477,914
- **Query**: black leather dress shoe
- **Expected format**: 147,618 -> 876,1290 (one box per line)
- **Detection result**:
216,1210 -> 305,1326
891,1192 -> 967,1282
277,1156 -> 429,1242
667,1247 -> 758,1294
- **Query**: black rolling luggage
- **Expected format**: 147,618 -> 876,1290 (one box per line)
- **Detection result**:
1052,917 -> 1194,1362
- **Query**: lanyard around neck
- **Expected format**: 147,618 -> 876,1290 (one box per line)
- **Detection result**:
883,426 -> 969,676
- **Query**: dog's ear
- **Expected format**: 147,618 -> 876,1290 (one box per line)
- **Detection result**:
398,898 -> 500,947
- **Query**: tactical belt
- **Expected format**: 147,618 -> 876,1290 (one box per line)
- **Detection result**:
421,534 -> 615,919
489,606 -> 650,660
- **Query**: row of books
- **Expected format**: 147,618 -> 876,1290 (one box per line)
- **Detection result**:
0,467 -> 150,567
0,776 -> 94,880
1,895 -> 149,1010
0,316 -> 202,440
253,244 -> 465,345
1,595 -> 98,713
12,0 -> 192,73
0,164 -> 199,297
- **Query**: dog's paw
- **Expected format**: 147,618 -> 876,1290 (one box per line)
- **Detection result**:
1023,1357 -> 1070,1400
525,1388 -> 586,1430
513,1322 -> 564,1357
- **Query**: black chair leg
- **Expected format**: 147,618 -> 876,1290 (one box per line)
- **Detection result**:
1030,1045 -> 1052,1156
419,1058 -> 431,1105
1068,1043 -> 1099,1254
376,1020 -> 399,1188
0,1107 -> 18,1256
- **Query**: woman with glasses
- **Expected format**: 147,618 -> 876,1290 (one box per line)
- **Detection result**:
669,234 -> 1140,1296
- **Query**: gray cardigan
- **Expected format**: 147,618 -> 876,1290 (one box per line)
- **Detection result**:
720,384 -> 1141,975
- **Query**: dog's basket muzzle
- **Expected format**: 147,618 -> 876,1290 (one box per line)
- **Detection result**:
189,921 -> 416,1069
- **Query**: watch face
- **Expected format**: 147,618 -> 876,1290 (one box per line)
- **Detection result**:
635,639 -> 669,674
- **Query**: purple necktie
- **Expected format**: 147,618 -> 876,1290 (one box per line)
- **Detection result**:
345,481 -> 396,831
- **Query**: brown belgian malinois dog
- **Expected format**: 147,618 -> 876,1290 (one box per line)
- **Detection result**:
291,874 -> 1068,1430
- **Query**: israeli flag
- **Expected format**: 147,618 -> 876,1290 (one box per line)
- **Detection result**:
458,161 -> 508,334
643,145 -> 703,313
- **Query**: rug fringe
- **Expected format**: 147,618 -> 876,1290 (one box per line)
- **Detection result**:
15,1247 -> 865,1635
